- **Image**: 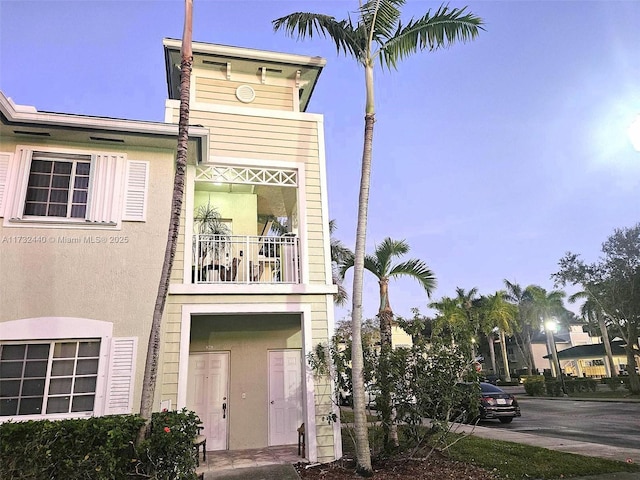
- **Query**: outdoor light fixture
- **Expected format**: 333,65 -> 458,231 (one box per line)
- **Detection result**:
545,319 -> 567,396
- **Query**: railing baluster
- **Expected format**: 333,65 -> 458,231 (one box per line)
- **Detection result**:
192,234 -> 300,285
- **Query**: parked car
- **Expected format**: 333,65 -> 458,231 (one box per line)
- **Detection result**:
456,382 -> 521,424
338,387 -> 378,408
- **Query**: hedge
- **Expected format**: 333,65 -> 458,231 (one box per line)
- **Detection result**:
0,409 -> 200,480
522,375 -> 545,396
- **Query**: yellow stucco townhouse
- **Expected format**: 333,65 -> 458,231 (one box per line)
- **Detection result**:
0,38 -> 340,465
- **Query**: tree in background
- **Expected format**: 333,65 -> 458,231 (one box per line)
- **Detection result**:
329,220 -> 351,306
341,237 -> 436,448
503,280 -> 536,374
429,296 -> 469,347
478,291 -> 517,382
138,0 -> 193,443
554,224 -> 640,394
569,290 -> 618,378
274,2 -> 483,471
455,287 -> 481,358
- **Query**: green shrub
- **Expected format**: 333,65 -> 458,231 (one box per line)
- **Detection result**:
0,410 -> 201,480
135,409 -> 201,480
603,377 -> 624,391
522,375 -> 545,396
545,380 -> 562,397
0,414 -> 144,479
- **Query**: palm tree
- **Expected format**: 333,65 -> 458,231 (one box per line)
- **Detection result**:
138,0 -> 193,442
341,237 -> 435,447
479,291 -> 517,382
429,296 -> 469,346
569,290 -> 618,378
503,280 -> 536,375
455,287 -> 480,357
329,220 -> 351,306
274,4 -> 483,471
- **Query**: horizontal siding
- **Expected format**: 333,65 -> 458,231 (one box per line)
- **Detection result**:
196,77 -> 294,111
187,110 -> 319,161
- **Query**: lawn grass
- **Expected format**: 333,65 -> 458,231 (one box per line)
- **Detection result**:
339,409 -> 379,424
441,433 -> 640,479
340,426 -> 640,479
566,390 -> 640,400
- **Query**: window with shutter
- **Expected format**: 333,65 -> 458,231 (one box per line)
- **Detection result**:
123,160 -> 149,222
105,337 -> 137,415
1,146 -> 148,227
0,318 -> 138,422
0,152 -> 10,216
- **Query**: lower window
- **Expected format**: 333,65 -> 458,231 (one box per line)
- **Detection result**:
0,340 -> 100,416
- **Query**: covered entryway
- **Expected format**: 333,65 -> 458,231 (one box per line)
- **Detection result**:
268,349 -> 303,445
187,352 -> 229,450
184,311 -> 309,452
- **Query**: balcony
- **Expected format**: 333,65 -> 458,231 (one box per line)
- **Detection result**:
192,234 -> 300,284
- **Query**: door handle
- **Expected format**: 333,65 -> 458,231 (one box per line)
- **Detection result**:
270,400 -> 274,404
222,402 -> 227,419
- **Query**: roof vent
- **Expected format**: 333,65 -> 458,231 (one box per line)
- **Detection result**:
235,85 -> 256,103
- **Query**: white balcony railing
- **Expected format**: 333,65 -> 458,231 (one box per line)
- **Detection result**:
192,234 -> 300,284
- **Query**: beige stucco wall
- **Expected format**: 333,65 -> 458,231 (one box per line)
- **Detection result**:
0,139 -> 176,413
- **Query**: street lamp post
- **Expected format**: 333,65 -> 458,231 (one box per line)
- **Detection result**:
545,319 -> 567,396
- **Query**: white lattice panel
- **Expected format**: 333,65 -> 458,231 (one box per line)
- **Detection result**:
196,165 -> 297,186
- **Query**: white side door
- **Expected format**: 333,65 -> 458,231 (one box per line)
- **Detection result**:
187,352 -> 229,450
268,349 -> 302,445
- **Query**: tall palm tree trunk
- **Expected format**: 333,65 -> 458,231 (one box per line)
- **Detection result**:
137,0 -> 193,444
499,330 -> 511,382
598,315 -> 618,378
378,277 -> 398,448
488,333 -> 497,375
525,328 -> 535,374
350,62 -> 375,474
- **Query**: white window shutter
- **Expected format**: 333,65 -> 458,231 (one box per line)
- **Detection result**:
0,152 -> 11,217
86,153 -> 126,224
105,337 -> 137,415
6,148 -> 32,220
123,160 -> 149,222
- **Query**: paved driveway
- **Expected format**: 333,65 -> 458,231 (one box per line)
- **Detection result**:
479,387 -> 640,450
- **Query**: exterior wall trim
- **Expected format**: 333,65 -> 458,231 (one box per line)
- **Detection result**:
168,283 -> 336,295
177,302 -> 318,462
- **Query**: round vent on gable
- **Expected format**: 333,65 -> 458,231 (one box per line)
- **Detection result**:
235,85 -> 256,103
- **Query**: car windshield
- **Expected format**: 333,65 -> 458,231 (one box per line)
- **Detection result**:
480,383 -> 505,393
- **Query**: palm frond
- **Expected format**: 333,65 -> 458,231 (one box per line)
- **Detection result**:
359,0 -> 404,44
378,5 -> 484,69
273,12 -> 363,59
338,251 -> 355,279
363,254 -> 382,279
388,259 -> 436,295
373,237 -> 409,274
332,270 -> 349,306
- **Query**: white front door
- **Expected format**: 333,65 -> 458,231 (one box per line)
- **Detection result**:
268,349 -> 303,445
187,352 -> 229,451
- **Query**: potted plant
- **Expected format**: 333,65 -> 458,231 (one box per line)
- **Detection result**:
193,201 -> 231,280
